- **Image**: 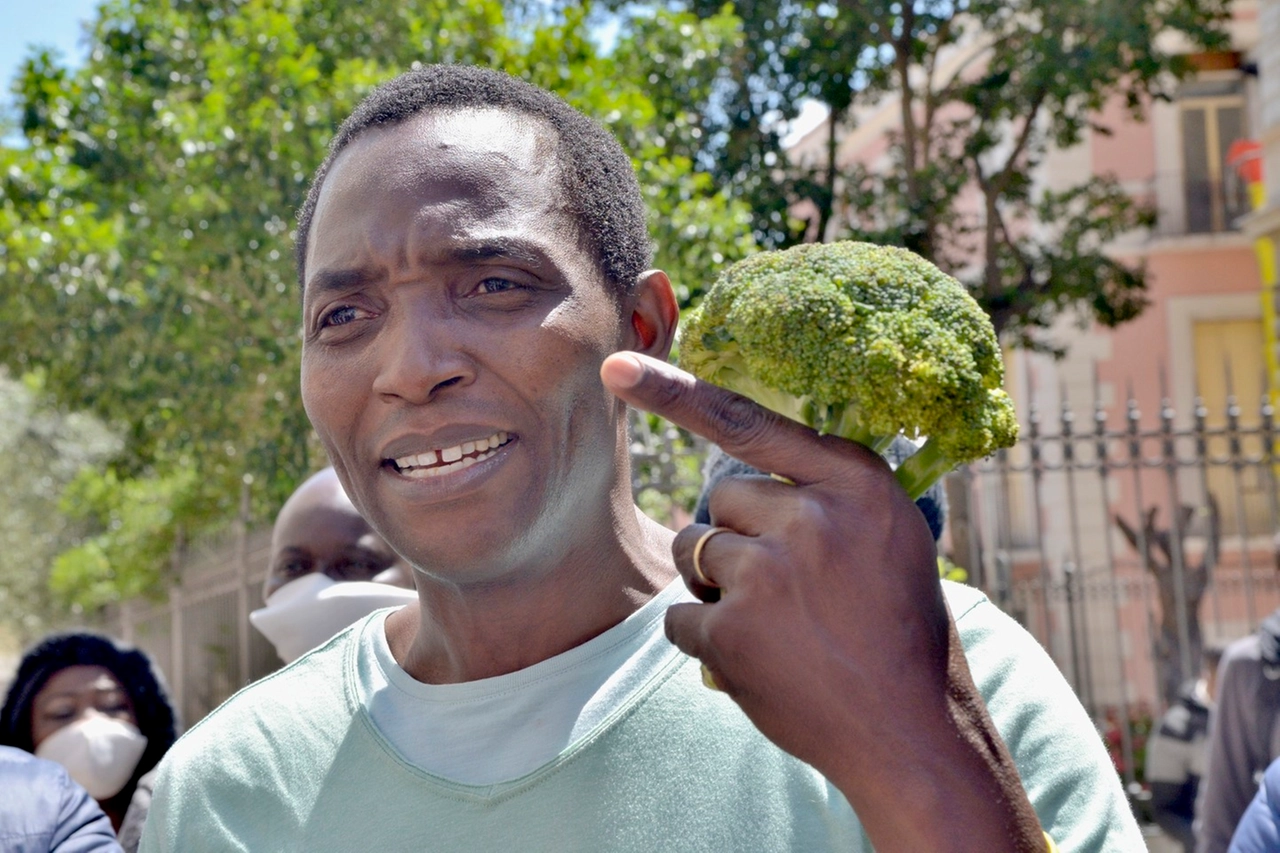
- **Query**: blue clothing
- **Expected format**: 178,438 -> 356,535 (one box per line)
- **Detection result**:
1229,756 -> 1280,852
0,745 -> 123,853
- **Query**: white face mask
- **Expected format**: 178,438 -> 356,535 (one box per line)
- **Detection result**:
250,573 -> 417,663
35,715 -> 148,800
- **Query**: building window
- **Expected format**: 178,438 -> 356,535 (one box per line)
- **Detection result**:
1180,77 -> 1252,233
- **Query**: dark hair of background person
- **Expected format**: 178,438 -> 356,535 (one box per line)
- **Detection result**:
295,64 -> 653,300
0,632 -> 180,818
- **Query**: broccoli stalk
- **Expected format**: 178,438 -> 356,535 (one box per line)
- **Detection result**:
677,240 -> 1018,501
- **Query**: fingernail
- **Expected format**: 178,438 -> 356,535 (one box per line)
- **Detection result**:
602,353 -> 644,389
701,663 -> 721,691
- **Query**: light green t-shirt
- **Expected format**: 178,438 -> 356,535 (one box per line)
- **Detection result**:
140,581 -> 1142,851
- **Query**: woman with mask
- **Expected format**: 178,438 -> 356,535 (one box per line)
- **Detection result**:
0,632 -> 178,850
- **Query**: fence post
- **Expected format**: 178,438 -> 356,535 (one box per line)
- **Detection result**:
1159,376 -> 1195,688
236,477 -> 252,689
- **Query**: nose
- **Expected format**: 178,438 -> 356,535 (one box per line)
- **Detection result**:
371,307 -> 476,404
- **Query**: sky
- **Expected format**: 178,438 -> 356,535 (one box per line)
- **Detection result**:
1,0 -> 101,92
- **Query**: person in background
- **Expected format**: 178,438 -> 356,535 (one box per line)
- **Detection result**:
1198,610 -> 1280,853
250,465 -> 418,664
1225,755 -> 1280,851
0,744 -> 123,853
1144,644 -> 1224,852
0,633 -> 178,851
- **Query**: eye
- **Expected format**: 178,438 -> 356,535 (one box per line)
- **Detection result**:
330,556 -> 385,580
274,559 -> 310,578
42,707 -> 77,723
320,305 -> 361,327
476,277 -> 527,295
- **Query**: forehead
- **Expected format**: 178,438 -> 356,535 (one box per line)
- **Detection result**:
305,107 -> 568,271
347,107 -> 557,179
273,491 -> 374,553
35,665 -> 125,702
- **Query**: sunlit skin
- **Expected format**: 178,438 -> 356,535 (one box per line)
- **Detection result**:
264,467 -> 411,601
299,108 -> 679,685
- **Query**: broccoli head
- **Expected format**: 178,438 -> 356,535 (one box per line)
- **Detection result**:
676,240 -> 1018,500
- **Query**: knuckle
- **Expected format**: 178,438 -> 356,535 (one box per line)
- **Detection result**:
645,372 -> 688,411
779,494 -> 835,542
732,541 -> 792,601
707,391 -> 774,449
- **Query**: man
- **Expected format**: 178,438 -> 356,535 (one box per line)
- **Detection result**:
1145,645 -> 1222,852
250,466 -> 417,664
1198,612 -> 1280,853
141,65 -> 1140,851
262,466 -> 414,601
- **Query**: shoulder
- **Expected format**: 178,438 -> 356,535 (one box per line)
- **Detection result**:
0,745 -> 82,809
1222,633 -> 1265,670
147,631 -> 358,822
940,582 -> 1144,852
142,630 -> 365,850
0,746 -> 121,852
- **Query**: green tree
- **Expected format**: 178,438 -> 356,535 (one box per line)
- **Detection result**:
628,0 -> 1228,349
1,0 -> 752,611
0,372 -> 120,640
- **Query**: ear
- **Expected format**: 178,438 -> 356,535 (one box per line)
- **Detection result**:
623,269 -> 679,360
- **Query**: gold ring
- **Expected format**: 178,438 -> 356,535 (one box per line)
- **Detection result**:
692,526 -> 731,587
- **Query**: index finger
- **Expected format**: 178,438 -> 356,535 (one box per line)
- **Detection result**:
601,351 -> 882,486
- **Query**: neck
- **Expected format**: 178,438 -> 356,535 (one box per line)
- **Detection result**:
386,502 -> 677,684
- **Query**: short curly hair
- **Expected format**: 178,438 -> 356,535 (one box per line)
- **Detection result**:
295,64 -> 653,299
0,632 -> 180,811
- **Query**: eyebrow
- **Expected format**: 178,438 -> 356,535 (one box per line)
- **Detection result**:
447,237 -> 548,268
305,266 -> 386,297
305,237 -> 555,298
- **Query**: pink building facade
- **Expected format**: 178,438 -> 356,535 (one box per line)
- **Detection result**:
787,2 -> 1279,712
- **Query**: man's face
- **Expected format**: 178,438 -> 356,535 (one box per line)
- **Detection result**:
264,474 -> 403,600
300,108 -> 629,582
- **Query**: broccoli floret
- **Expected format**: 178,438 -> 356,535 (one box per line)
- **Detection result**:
677,240 -> 1018,500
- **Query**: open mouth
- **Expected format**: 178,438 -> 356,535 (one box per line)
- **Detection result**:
387,431 -> 512,479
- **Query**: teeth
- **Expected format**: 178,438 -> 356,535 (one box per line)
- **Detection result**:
392,431 -> 509,473
401,447 -> 500,479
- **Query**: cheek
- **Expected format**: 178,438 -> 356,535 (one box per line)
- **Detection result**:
301,353 -> 358,445
31,719 -> 62,748
108,707 -> 139,728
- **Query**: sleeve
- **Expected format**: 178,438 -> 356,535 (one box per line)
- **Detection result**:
1228,759 -> 1280,853
49,766 -> 124,853
947,584 -> 1145,853
1198,646 -> 1269,853
117,769 -> 156,853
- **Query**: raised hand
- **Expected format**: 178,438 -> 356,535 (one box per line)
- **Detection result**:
601,351 -> 1044,853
